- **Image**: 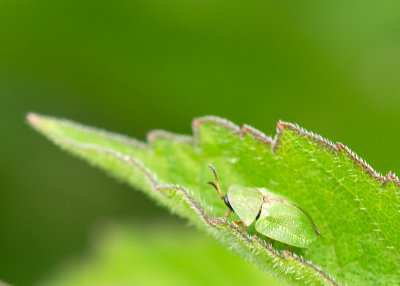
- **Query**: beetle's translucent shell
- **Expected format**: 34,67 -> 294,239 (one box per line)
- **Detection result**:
255,203 -> 319,248
227,185 -> 263,226
227,185 -> 318,248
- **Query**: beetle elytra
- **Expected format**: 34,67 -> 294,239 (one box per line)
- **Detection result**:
207,164 -> 319,248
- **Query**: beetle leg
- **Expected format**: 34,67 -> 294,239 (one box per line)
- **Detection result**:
233,220 -> 243,226
223,209 -> 232,219
285,244 -> 293,254
268,238 -> 274,246
239,225 -> 248,231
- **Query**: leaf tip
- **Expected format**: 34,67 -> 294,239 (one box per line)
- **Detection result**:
336,142 -> 345,151
192,119 -> 201,128
26,112 -> 40,125
147,131 -> 157,142
276,121 -> 285,131
383,171 -> 400,185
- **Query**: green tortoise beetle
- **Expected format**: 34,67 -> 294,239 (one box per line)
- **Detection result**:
207,164 -> 319,248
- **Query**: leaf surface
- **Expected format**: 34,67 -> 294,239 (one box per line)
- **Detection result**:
28,113 -> 400,285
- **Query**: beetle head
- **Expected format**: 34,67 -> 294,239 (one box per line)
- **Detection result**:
224,194 -> 233,210
207,164 -> 234,211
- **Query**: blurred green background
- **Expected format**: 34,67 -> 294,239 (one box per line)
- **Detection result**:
1,0 -> 400,285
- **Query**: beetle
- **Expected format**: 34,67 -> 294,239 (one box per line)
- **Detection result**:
206,164 -> 319,248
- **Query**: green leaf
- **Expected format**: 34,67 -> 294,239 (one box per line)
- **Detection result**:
27,113 -> 400,285
39,224 -> 282,286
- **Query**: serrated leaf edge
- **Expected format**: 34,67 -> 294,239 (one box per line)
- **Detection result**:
193,116 -> 400,187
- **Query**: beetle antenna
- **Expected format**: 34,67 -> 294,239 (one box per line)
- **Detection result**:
207,182 -> 224,200
207,181 -> 218,191
207,164 -> 224,199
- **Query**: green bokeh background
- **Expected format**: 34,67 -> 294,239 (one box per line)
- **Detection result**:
1,0 -> 400,285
